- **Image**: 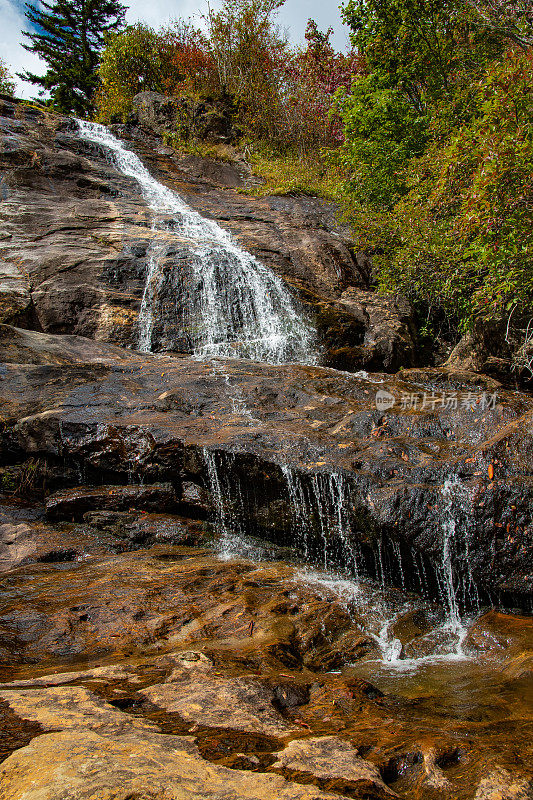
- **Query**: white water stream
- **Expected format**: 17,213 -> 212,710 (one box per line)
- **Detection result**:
77,121 -> 317,364
203,451 -> 475,667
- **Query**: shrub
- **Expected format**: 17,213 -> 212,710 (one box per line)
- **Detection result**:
281,20 -> 363,155
96,22 -> 216,122
0,58 -> 15,96
367,49 -> 533,327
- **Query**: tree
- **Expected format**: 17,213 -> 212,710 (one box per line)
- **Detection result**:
204,0 -> 288,139
335,74 -> 429,208
336,0 -> 510,209
0,58 -> 15,96
20,0 -> 126,116
466,0 -> 533,48
357,48 -> 533,329
97,24 -> 170,121
96,22 -> 216,122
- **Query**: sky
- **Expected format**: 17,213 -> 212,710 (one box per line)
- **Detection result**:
1,0 -> 351,99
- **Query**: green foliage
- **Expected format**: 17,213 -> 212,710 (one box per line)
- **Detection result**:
20,0 -> 126,116
359,49 -> 533,327
465,0 -> 533,48
96,21 -> 216,122
334,74 -> 429,208
0,459 -> 44,498
336,0 -> 533,336
0,58 -> 15,96
342,0 -> 503,107
343,0 -> 465,100
96,24 -> 169,121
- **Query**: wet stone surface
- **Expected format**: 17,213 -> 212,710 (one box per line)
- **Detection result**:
0,98 -> 532,800
0,325 -> 532,603
0,510 -> 531,799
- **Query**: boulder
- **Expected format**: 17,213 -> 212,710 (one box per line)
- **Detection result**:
475,768 -> 533,800
271,735 -> 397,798
446,314 -> 533,386
330,288 -> 417,372
463,610 -> 533,656
131,91 -> 180,134
141,676 -> 299,736
131,91 -> 240,144
0,728 -> 353,800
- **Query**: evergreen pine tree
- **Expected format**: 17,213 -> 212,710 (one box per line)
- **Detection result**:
20,0 -> 126,116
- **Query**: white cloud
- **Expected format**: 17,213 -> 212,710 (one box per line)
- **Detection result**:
125,0 -> 209,30
1,0 -> 47,99
279,0 -> 350,51
1,0 -> 350,100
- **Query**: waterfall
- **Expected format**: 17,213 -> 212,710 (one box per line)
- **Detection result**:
77,121 -> 317,364
438,477 -> 478,642
75,121 -> 481,668
281,466 -> 361,574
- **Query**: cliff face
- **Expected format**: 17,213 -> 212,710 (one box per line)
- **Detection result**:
0,95 -> 532,606
0,97 -> 417,372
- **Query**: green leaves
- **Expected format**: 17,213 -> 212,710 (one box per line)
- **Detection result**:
336,0 -> 532,338
335,73 -> 429,208
358,49 -> 533,330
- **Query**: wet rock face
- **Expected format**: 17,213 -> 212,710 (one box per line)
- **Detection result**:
0,97 -> 416,373
0,727 -> 358,800
1,324 -> 532,604
0,550 -> 531,800
0,488 -> 531,800
0,499 -> 207,573
272,736 -> 397,798
45,483 -> 179,520
0,100 -> 150,345
0,543 -> 377,674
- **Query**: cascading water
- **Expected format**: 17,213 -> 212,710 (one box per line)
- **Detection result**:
201,454 -> 479,667
77,121 -> 317,364
440,480 -> 463,632
75,120 -> 484,669
437,477 -> 478,643
282,465 -> 361,575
